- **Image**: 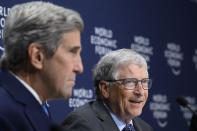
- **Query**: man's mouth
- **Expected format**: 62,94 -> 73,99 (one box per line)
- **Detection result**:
129,99 -> 143,104
68,77 -> 76,82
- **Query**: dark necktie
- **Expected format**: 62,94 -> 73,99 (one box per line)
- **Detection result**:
42,104 -> 49,117
122,124 -> 135,131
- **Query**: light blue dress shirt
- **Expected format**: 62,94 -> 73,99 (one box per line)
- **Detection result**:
103,102 -> 134,131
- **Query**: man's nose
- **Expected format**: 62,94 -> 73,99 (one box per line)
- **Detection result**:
134,82 -> 144,95
74,56 -> 83,74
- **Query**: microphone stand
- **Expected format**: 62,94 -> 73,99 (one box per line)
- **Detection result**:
190,112 -> 197,131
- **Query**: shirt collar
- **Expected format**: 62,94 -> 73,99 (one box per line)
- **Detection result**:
103,102 -> 133,131
10,72 -> 42,105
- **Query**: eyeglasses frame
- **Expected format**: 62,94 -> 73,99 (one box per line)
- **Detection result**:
105,78 -> 152,90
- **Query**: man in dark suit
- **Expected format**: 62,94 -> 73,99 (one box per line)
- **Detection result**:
0,1 -> 84,131
62,49 -> 153,131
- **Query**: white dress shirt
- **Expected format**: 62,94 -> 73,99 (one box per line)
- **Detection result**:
10,72 -> 42,105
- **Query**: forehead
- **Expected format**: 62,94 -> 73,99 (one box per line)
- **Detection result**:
117,63 -> 148,79
58,29 -> 81,49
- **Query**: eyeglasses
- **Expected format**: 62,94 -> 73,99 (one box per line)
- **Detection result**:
106,78 -> 152,90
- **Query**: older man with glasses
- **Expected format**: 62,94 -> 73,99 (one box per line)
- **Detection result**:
62,49 -> 153,131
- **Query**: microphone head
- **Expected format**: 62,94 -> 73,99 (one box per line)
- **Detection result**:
176,96 -> 188,107
50,124 -> 64,131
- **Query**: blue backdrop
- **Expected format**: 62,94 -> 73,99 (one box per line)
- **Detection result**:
0,0 -> 197,130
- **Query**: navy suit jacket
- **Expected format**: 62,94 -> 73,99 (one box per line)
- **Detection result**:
62,100 -> 153,131
0,70 -> 51,131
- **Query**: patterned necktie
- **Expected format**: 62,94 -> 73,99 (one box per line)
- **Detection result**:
42,104 -> 49,117
122,124 -> 135,131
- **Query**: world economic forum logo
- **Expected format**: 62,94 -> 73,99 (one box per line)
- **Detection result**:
149,94 -> 170,128
90,27 -> 117,57
0,6 -> 9,39
130,35 -> 154,69
164,43 -> 184,76
0,5 -> 10,53
69,88 -> 93,109
192,49 -> 197,70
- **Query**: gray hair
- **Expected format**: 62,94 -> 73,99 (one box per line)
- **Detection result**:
0,1 -> 84,71
93,48 -> 148,100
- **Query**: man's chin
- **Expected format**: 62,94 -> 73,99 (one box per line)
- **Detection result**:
64,94 -> 72,99
62,91 -> 73,99
52,92 -> 72,100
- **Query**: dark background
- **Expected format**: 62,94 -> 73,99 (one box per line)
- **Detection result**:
0,0 -> 197,130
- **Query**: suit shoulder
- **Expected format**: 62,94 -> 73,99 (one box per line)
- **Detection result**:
67,101 -> 95,117
0,87 -> 24,118
133,117 -> 153,131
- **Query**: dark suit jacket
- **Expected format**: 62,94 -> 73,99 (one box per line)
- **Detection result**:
62,100 -> 153,131
0,70 -> 51,131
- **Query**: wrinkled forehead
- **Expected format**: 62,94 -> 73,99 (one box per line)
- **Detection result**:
113,62 -> 148,79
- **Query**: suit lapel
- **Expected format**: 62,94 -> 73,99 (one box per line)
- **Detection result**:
92,100 -> 119,131
0,70 -> 51,130
25,104 -> 51,131
133,117 -> 143,131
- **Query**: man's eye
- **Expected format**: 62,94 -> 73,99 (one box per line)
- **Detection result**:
69,49 -> 78,55
125,80 -> 136,85
69,47 -> 81,55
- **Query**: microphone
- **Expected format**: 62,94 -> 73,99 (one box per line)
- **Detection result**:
176,96 -> 197,116
50,123 -> 64,131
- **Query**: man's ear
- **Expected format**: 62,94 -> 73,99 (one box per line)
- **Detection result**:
28,43 -> 45,70
99,80 -> 110,99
